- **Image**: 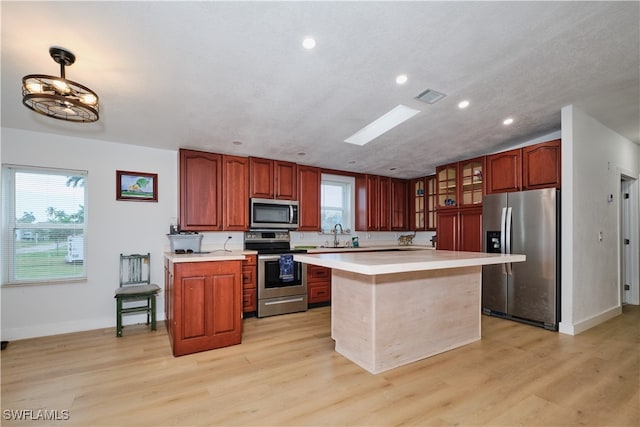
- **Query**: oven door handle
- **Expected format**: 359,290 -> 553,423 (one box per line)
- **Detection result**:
258,254 -> 284,261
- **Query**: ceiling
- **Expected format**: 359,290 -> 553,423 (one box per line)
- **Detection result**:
2,1 -> 639,179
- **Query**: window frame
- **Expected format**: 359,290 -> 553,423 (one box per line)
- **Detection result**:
320,173 -> 355,234
2,165 -> 88,286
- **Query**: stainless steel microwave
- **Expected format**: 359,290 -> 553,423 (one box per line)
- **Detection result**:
250,198 -> 299,229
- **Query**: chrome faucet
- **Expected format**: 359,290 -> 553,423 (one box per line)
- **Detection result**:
333,223 -> 343,247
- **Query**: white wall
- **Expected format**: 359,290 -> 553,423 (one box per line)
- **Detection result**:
560,105 -> 640,335
1,128 -> 178,340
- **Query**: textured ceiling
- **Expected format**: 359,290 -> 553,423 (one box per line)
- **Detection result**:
2,1 -> 639,178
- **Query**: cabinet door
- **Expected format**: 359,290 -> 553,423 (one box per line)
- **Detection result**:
179,149 -> 222,231
409,177 -> 426,231
436,163 -> 458,208
172,261 -> 242,356
436,211 -> 458,251
249,157 -> 274,199
426,175 -> 437,230
523,139 -> 561,190
486,149 -> 522,194
274,161 -> 297,200
390,178 -> 408,230
223,155 -> 249,231
297,165 -> 321,231
355,175 -> 367,231
459,207 -> 483,252
459,156 -> 485,206
378,176 -> 390,230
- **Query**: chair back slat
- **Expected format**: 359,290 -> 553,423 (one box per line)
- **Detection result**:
119,253 -> 151,287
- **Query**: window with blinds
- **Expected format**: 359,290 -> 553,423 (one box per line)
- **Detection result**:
2,165 -> 88,285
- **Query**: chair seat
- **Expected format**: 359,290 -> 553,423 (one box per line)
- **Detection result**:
115,283 -> 160,297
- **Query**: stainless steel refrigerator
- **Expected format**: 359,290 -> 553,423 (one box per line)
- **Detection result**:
482,188 -> 560,330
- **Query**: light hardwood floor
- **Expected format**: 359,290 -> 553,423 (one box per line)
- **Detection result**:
1,306 -> 638,426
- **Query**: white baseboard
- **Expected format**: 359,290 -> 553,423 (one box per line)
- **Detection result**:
1,313 -> 166,341
558,305 -> 622,335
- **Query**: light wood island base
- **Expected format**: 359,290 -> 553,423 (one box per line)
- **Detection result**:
295,249 -> 525,374
331,266 -> 481,374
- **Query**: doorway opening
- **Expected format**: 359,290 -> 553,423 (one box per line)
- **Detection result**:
620,175 -> 639,305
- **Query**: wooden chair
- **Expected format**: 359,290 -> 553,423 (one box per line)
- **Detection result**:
115,253 -> 160,337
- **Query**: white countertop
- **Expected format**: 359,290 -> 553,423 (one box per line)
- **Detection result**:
294,250 -> 526,275
301,245 -> 434,253
165,250 -> 256,263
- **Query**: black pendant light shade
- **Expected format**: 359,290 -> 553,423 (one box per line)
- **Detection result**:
22,47 -> 99,123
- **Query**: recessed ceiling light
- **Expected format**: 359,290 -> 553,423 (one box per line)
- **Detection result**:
458,100 -> 470,109
348,160 -> 356,164
344,105 -> 421,146
389,167 -> 397,171
302,37 -> 316,50
297,152 -> 306,156
395,74 -> 408,85
503,117 -> 514,125
232,140 -> 243,145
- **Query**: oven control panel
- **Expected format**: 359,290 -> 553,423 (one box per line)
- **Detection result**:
244,230 -> 290,242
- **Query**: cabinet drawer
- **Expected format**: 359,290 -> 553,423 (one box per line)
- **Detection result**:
308,284 -> 331,303
307,265 -> 331,282
243,289 -> 257,312
243,255 -> 257,266
242,266 -> 256,289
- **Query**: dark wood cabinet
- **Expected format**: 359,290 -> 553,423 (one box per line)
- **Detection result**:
486,148 -> 522,194
179,149 -> 223,231
165,259 -> 243,357
274,161 -> 297,200
523,139 -> 561,190
436,162 -> 459,209
356,174 -> 406,231
223,155 -> 249,231
297,165 -> 321,231
436,207 -> 482,251
390,178 -> 408,230
459,157 -> 486,206
241,255 -> 257,314
249,158 -> 297,200
307,264 -> 331,304
379,176 -> 390,230
249,157 -> 274,199
458,207 -> 483,252
436,210 -> 458,250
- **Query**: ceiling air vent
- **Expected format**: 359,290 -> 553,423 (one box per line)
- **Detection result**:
415,89 -> 446,104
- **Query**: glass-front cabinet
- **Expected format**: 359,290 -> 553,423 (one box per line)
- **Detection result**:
409,175 -> 436,231
436,163 -> 458,208
460,157 -> 485,206
425,176 -> 436,230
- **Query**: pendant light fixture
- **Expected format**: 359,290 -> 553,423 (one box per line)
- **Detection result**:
22,47 -> 99,123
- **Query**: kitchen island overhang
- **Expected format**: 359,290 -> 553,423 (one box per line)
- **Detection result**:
294,250 -> 526,374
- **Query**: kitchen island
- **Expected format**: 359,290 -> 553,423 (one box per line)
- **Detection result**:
294,250 -> 525,374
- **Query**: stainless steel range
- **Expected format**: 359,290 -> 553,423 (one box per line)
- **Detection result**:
244,230 -> 307,318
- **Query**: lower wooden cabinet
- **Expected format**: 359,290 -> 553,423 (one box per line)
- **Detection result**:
165,259 -> 243,356
242,255 -> 257,314
436,207 -> 482,252
307,264 -> 331,304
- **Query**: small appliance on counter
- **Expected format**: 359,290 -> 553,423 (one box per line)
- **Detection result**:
167,232 -> 203,253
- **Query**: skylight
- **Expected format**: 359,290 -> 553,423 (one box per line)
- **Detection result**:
344,105 -> 421,146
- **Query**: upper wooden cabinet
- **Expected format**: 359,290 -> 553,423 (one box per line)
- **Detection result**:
486,140 -> 561,194
486,148 -> 522,194
356,174 -> 408,231
179,149 -> 223,231
249,157 -> 297,200
297,165 -> 321,231
459,157 -> 486,206
390,178 -> 408,231
409,175 -> 436,231
436,163 -> 459,208
523,139 -> 561,190
222,155 -> 249,231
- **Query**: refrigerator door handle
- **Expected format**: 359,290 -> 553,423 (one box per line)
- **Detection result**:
500,207 -> 507,274
505,207 -> 513,275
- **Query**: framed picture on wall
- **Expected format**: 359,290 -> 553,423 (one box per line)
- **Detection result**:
116,170 -> 158,202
